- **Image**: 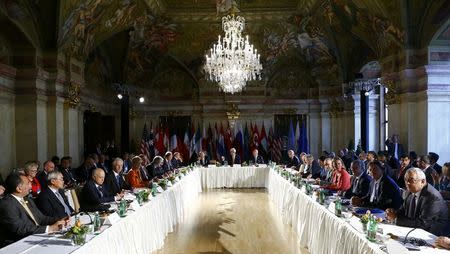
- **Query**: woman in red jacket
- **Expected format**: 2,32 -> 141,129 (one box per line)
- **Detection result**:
325,157 -> 351,192
24,161 -> 41,196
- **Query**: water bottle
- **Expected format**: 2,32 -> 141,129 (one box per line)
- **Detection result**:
335,197 -> 342,217
319,190 -> 325,205
94,212 -> 101,232
367,215 -> 378,241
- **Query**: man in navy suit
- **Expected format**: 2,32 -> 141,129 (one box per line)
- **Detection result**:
0,173 -> 66,246
386,168 -> 448,235
351,160 -> 403,209
36,161 -> 55,189
163,152 -> 174,172
59,156 -> 77,186
249,149 -> 264,165
197,151 -> 209,167
286,150 -> 300,169
104,158 -> 131,196
344,160 -> 372,198
80,168 -> 124,212
36,171 -> 74,219
227,148 -> 241,166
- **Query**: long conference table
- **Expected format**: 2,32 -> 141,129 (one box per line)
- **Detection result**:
0,166 -> 447,254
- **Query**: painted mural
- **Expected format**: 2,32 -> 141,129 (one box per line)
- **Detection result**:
124,13 -> 179,86
58,0 -> 143,59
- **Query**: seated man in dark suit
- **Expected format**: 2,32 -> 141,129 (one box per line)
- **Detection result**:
80,168 -> 124,212
163,151 -> 174,172
36,171 -> 74,219
418,155 -> 436,185
147,156 -> 165,179
75,157 -> 96,184
104,158 -> 131,196
0,173 -> 66,246
429,152 -> 442,175
393,154 -> 411,189
227,148 -> 241,166
386,167 -> 448,236
286,150 -> 300,169
248,149 -> 264,165
304,155 -> 323,179
98,154 -> 110,174
197,151 -> 209,167
344,159 -> 372,199
36,160 -> 55,189
171,152 -> 184,169
351,160 -> 403,209
59,156 -> 77,187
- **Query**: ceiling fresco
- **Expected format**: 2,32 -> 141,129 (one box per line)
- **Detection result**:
0,0 -> 448,97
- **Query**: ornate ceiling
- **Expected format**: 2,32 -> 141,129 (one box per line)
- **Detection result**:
0,0 -> 449,98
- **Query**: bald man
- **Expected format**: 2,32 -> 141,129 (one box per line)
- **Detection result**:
80,168 -> 123,212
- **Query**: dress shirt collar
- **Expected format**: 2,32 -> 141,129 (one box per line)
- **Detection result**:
48,186 -> 59,195
113,171 -> 120,177
11,193 -> 24,203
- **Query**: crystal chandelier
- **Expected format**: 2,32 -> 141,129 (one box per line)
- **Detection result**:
204,14 -> 262,94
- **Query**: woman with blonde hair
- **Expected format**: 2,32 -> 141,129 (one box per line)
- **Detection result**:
325,157 -> 351,192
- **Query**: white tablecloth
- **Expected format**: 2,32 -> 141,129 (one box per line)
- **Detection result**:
0,170 -> 201,254
199,165 -> 269,189
1,167 -> 446,254
266,168 -> 448,254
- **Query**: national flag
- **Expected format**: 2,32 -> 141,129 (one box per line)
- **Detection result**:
164,127 -> 170,152
195,123 -> 202,154
243,123 -> 250,161
260,123 -> 268,154
299,119 -> 309,153
155,126 -> 165,156
148,123 -> 155,160
234,121 -> 243,161
287,120 -> 295,151
268,126 -> 274,161
295,120 -> 300,154
170,132 -> 178,153
140,123 -> 149,158
183,127 -> 190,161
217,123 -> 226,158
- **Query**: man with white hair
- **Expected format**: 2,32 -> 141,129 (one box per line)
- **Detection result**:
386,167 -> 448,235
104,158 -> 130,196
286,150 -> 300,169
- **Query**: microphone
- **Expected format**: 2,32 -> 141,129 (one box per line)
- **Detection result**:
78,212 -> 93,224
403,228 -> 417,244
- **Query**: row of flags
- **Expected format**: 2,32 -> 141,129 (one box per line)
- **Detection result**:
140,120 -> 308,163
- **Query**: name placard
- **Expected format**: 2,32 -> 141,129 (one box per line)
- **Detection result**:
104,212 -> 121,225
130,200 -> 141,211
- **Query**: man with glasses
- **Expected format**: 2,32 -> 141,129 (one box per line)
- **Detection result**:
36,171 -> 74,219
386,167 -> 448,235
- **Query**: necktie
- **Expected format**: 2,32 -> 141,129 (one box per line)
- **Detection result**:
370,182 -> 377,202
20,199 -> 39,225
55,191 -> 72,216
394,143 -> 398,159
116,174 -> 121,187
408,194 -> 417,218
97,186 -> 104,198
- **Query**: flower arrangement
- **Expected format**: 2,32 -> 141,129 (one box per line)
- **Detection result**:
180,168 -> 188,175
241,161 -> 248,166
168,175 -> 176,184
159,179 -> 168,190
65,220 -> 88,245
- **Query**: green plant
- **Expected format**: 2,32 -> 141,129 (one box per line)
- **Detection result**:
65,220 -> 88,238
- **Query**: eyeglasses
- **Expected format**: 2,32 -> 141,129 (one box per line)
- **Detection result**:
404,178 -> 421,183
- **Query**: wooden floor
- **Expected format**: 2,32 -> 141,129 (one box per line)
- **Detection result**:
153,189 -> 309,254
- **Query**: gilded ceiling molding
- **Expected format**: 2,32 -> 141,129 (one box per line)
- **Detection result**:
65,82 -> 82,108
143,0 -> 167,15
383,79 -> 401,105
167,10 -> 296,23
328,99 -> 344,118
